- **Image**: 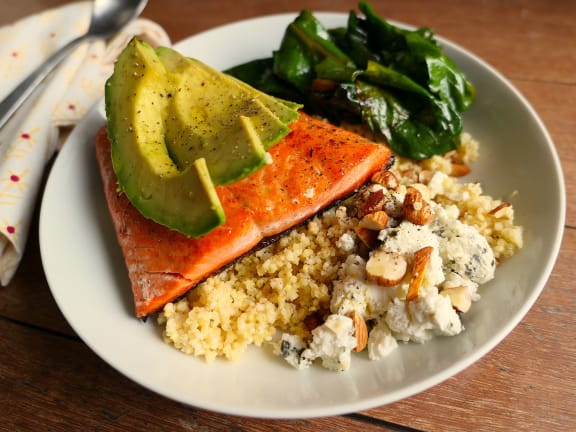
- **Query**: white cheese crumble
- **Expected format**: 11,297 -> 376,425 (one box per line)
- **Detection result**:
368,321 -> 398,360
386,295 -> 462,343
335,232 -> 357,253
275,334 -> 309,370
277,185 -> 497,371
431,205 -> 496,285
277,315 -> 357,371
304,315 -> 357,371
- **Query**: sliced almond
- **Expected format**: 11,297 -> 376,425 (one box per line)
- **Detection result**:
354,226 -> 380,249
366,250 -> 408,287
371,170 -> 399,190
406,246 -> 433,302
403,187 -> 434,225
359,210 -> 389,231
348,311 -> 368,352
440,286 -> 472,313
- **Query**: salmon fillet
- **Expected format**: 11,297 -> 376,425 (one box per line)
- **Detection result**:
96,128 -> 263,315
228,113 -> 392,237
95,113 -> 392,317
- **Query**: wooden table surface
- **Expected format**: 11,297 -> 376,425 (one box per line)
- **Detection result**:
1,0 -> 574,430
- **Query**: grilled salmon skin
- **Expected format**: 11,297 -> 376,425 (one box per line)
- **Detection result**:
95,113 -> 392,317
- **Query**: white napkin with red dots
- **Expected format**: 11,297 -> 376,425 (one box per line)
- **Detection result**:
0,2 -> 171,285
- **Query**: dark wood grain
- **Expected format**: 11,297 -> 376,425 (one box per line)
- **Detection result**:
1,1 -> 574,431
513,80 -> 576,227
0,322 -> 400,432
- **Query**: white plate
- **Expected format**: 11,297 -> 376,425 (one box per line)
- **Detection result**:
39,13 -> 565,418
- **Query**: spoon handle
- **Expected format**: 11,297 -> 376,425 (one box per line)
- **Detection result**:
0,34 -> 89,131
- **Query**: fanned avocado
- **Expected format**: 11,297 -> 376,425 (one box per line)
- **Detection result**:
105,39 -> 225,237
224,73 -> 302,134
105,38 -> 301,237
156,47 -> 294,184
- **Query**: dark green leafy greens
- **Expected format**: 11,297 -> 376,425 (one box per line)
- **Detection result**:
226,1 -> 475,160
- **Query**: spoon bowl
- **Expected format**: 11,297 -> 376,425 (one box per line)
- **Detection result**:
0,0 -> 148,131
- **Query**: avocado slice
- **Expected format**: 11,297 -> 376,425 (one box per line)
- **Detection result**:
224,73 -> 302,136
105,38 -> 225,237
156,47 -> 294,184
105,39 -> 301,237
185,57 -> 301,147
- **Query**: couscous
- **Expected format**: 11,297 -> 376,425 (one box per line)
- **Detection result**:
158,132 -> 523,370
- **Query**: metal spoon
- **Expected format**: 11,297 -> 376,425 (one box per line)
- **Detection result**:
0,0 -> 148,131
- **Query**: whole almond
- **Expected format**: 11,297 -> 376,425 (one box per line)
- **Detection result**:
409,183 -> 432,201
359,210 -> 389,231
371,170 -> 399,189
362,189 -> 385,215
403,187 -> 434,225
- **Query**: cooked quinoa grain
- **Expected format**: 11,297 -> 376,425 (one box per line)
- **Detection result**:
158,132 -> 523,365
159,207 -> 358,361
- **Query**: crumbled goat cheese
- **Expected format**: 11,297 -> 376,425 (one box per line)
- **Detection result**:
275,334 -> 310,370
336,232 -> 357,253
330,276 -> 369,317
368,321 -> 399,360
431,206 -> 496,285
279,197 -> 494,370
331,257 -> 395,320
301,315 -> 357,371
386,295 -> 463,343
382,190 -> 406,220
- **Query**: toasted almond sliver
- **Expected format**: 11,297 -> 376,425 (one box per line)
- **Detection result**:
359,210 -> 389,231
366,250 -> 408,287
406,246 -> 433,302
348,311 -> 368,352
488,202 -> 512,216
450,163 -> 471,177
440,286 -> 472,313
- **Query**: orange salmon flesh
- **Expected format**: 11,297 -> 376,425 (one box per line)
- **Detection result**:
95,113 -> 392,317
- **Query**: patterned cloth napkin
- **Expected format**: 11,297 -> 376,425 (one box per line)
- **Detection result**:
0,1 -> 171,285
